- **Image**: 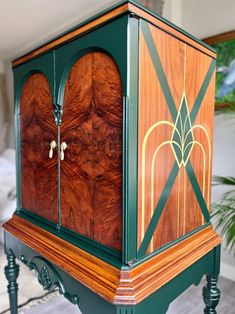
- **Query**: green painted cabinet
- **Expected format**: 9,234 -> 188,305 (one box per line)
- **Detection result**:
4,1 -> 221,314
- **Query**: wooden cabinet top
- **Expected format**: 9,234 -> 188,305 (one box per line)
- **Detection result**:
12,0 -> 216,68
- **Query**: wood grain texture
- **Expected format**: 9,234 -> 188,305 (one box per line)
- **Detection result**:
60,52 -> 122,251
138,23 -> 215,253
20,73 -> 58,222
185,44 -> 215,232
3,215 -> 221,305
203,29 -> 235,45
12,2 -> 215,68
128,3 -> 216,59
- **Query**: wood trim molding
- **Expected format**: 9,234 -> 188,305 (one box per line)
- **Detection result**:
13,2 -> 216,68
128,3 -> 216,59
12,3 -> 130,67
3,215 -> 221,305
203,30 -> 235,45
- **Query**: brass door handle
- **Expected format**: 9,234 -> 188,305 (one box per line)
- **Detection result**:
49,140 -> 57,159
60,142 -> 67,161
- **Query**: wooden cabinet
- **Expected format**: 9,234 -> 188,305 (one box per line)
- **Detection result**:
3,1 -> 222,314
60,51 -> 123,250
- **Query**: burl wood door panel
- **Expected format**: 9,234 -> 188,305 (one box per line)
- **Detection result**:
137,20 -> 215,256
60,52 -> 122,251
20,73 -> 58,223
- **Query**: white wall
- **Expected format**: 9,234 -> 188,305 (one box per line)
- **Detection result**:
163,0 -> 235,280
163,0 -> 235,39
180,0 -> 235,39
0,61 -> 5,152
162,0 -> 183,27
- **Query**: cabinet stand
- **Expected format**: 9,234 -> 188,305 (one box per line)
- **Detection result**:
203,275 -> 221,314
4,249 -> 19,314
4,231 -> 221,314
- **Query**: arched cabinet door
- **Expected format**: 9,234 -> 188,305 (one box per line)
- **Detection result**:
60,52 -> 123,251
20,73 -> 58,223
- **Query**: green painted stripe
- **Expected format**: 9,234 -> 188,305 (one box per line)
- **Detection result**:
185,160 -> 210,222
139,19 -> 215,257
190,59 -> 216,123
138,161 -> 179,257
141,20 -> 178,122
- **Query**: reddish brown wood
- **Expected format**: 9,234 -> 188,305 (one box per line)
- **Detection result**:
3,215 -> 222,305
203,29 -> 235,45
60,52 -> 122,251
20,73 -> 58,222
138,23 -> 215,253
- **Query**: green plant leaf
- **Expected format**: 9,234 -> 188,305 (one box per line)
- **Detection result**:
212,189 -> 235,253
212,175 -> 235,186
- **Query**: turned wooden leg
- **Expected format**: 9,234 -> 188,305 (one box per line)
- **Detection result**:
202,275 -> 220,314
116,306 -> 136,314
4,249 -> 19,314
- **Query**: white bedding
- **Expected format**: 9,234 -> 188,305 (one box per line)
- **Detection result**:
0,149 -> 16,242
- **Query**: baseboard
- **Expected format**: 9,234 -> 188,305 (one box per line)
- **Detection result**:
220,262 -> 235,282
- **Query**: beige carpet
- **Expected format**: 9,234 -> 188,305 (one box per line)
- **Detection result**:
1,243 -> 234,314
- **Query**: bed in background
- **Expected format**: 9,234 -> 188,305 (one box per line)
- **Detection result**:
0,148 -> 16,243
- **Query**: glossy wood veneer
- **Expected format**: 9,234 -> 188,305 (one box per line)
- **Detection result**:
60,52 -> 122,251
3,215 -> 221,305
138,21 -> 215,253
20,73 -> 58,223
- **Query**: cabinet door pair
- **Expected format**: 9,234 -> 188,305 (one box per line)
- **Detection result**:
14,17 -> 128,252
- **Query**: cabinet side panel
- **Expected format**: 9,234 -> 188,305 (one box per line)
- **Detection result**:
137,20 -> 215,256
60,52 -> 122,251
20,73 -> 58,222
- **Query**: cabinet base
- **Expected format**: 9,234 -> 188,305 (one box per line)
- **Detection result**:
3,215 -> 221,307
4,231 -> 221,314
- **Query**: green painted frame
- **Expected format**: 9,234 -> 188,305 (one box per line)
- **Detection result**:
137,20 -> 216,259
4,231 -> 221,314
55,14 -> 138,264
12,1 -> 217,269
13,14 -> 140,266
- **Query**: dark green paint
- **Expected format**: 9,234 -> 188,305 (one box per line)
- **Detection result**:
133,222 -> 211,268
13,0 -> 216,269
15,112 -> 21,211
190,59 -> 216,123
5,232 -> 117,314
138,162 -> 179,257
172,96 -> 194,165
116,306 -> 136,314
141,20 -> 178,122
57,125 -> 61,230
4,249 -> 19,314
122,16 -> 139,263
55,15 -> 128,107
14,17 -> 131,264
55,15 -> 131,262
13,52 -> 55,104
185,161 -> 210,222
21,255 -> 80,307
4,232 -> 221,314
138,20 -> 215,258
213,244 -> 221,277
135,247 -> 221,314
203,275 -> 221,314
